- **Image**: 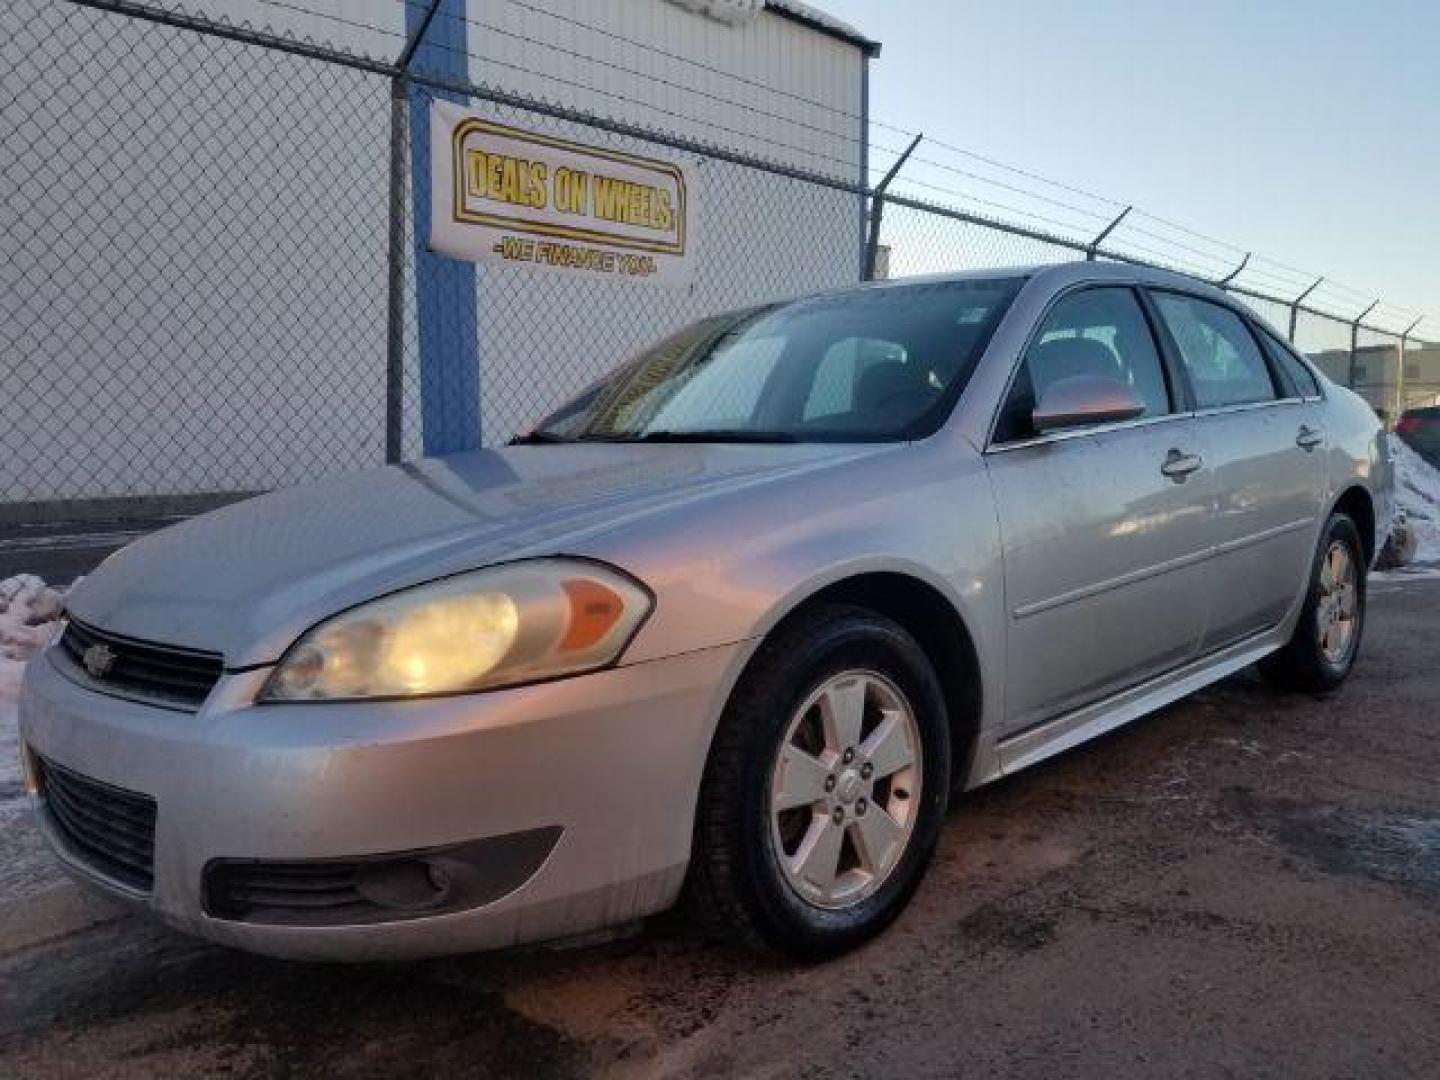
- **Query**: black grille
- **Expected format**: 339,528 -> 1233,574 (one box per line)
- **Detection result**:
205,861 -> 373,925
37,756 -> 158,893
59,618 -> 223,709
204,828 -> 564,926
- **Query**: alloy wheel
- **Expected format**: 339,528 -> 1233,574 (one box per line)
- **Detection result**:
768,670 -> 923,909
1316,540 -> 1360,665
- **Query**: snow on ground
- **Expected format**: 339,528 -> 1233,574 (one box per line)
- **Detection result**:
1,575 -> 67,800
1391,437 -> 1440,566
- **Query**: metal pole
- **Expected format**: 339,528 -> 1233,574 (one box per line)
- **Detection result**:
384,77 -> 409,464
1216,252 -> 1251,287
864,133 -> 922,282
1397,316 -> 1424,416
857,53 -> 870,281
1086,206 -> 1131,262
1347,299 -> 1379,394
395,0 -> 443,71
1287,276 -> 1324,341
383,0 -> 442,463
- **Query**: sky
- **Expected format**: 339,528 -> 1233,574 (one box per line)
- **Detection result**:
820,0 -> 1438,331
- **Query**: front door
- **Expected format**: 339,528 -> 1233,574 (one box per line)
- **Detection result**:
985,286 -> 1214,735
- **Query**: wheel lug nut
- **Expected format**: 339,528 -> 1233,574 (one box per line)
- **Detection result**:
832,807 -> 845,824
860,763 -> 873,780
824,775 -> 836,792
856,798 -> 867,815
843,748 -> 855,764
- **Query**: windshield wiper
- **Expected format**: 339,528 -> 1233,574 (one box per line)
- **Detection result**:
508,431 -> 573,445
636,429 -> 798,443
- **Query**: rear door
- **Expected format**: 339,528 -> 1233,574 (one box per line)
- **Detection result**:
1147,292 -> 1327,651
985,286 -> 1215,735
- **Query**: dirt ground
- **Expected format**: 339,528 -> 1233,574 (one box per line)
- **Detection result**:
2,576 -> 1438,1079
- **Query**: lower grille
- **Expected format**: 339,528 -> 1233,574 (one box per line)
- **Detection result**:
205,862 -> 373,925
37,756 -> 157,893
204,827 -> 563,927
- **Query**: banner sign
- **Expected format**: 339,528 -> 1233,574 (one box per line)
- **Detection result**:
429,102 -> 696,286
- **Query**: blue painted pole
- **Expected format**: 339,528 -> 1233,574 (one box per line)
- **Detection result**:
405,0 -> 481,455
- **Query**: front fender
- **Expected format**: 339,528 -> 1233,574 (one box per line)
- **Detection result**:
581,437 -> 1008,731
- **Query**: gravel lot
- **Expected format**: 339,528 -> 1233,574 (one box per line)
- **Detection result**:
2,575 -> 1438,1079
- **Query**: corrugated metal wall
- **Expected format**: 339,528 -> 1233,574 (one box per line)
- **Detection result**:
460,0 -> 863,181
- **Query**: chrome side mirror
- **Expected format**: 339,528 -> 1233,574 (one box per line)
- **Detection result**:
1032,374 -> 1146,433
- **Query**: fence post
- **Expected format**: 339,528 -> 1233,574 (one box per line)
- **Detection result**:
1085,206 -> 1131,262
1286,276 -> 1324,342
384,78 -> 409,465
1397,316 -> 1424,416
863,133 -> 922,281
384,0 -> 442,464
1215,252 -> 1251,287
1347,299 -> 1379,394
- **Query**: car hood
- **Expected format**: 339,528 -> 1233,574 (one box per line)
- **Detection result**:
67,442 -> 881,667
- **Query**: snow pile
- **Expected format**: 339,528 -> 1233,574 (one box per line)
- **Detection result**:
1392,438 -> 1440,565
1,575 -> 67,796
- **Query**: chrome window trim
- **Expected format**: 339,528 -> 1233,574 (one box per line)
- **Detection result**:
985,395 -> 1318,456
984,409 -> 1191,455
1191,398 -> 1304,419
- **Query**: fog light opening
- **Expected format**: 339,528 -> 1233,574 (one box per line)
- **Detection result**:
355,858 -> 452,912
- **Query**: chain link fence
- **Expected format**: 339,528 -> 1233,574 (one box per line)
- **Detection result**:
2,0 -> 1433,522
868,192 -> 1436,425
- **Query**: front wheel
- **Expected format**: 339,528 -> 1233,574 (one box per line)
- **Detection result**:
684,604 -> 951,959
1260,512 -> 1367,693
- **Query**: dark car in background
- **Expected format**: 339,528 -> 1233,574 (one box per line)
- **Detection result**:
1396,407 -> 1440,467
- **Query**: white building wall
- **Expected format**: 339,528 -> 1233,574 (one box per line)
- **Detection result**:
464,0 -> 864,181
0,0 -> 869,505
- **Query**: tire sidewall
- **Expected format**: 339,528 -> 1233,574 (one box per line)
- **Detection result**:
730,610 -> 950,956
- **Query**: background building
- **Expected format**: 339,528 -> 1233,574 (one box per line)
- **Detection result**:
1,0 -> 877,512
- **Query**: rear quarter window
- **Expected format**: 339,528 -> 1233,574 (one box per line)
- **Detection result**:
1257,327 -> 1322,399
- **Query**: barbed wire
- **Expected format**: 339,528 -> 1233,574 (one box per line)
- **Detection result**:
246,0 -> 1429,327
883,175 -> 1099,240
51,0 -> 1440,340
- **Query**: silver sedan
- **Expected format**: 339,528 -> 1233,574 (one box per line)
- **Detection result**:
19,262 -> 1391,960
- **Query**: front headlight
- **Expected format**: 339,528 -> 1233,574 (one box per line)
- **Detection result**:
259,559 -> 652,702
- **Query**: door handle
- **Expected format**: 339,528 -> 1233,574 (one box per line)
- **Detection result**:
1296,425 -> 1324,452
1161,448 -> 1203,481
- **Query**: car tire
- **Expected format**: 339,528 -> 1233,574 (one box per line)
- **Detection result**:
1259,512 -> 1367,693
684,603 -> 951,959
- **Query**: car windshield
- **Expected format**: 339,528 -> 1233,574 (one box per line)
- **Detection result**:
526,276 -> 1025,444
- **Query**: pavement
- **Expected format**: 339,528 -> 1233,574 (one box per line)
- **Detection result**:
1,570 -> 1438,1078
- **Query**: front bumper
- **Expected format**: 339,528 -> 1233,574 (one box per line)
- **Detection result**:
18,640 -> 745,960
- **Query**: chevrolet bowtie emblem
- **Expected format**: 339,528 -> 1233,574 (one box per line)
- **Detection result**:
82,643 -> 117,679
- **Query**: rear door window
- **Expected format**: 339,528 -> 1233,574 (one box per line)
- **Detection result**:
1152,293 -> 1278,409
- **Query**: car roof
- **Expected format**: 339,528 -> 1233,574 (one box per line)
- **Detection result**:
849,260 -> 1237,304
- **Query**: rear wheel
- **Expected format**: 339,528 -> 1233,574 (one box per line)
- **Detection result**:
684,604 -> 950,959
1260,512 -> 1367,693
